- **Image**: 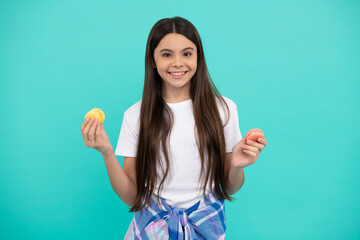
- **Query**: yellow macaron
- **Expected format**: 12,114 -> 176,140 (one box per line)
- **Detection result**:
85,108 -> 105,123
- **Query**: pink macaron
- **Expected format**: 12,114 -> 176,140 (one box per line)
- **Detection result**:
245,128 -> 265,142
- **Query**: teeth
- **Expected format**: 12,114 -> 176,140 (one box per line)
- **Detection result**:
170,72 -> 186,76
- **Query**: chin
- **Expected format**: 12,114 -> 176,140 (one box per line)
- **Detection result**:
169,81 -> 190,88
164,78 -> 191,89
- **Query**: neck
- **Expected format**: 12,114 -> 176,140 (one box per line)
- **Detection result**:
163,86 -> 191,103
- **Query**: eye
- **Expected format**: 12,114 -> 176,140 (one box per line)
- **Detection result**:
184,52 -> 192,56
162,53 -> 171,57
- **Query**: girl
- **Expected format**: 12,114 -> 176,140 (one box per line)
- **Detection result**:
80,16 -> 267,239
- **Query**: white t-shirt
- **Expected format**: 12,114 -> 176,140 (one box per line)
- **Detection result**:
115,96 -> 242,209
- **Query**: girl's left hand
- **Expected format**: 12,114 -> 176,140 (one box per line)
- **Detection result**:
231,137 -> 268,168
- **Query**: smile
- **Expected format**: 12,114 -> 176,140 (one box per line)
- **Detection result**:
168,71 -> 188,79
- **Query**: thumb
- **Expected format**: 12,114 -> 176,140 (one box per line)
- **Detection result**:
100,124 -> 107,137
95,123 -> 101,138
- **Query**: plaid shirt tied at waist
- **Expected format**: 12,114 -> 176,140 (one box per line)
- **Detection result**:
125,191 -> 226,240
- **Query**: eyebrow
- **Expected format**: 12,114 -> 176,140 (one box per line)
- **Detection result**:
159,47 -> 195,53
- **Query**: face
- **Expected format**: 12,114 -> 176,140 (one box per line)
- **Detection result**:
153,33 -> 197,99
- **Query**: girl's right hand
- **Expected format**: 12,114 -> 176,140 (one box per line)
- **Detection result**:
80,118 -> 114,156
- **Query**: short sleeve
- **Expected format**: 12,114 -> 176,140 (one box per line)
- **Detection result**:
224,103 -> 242,152
115,111 -> 139,157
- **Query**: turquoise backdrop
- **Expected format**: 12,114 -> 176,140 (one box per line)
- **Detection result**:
1,0 -> 359,239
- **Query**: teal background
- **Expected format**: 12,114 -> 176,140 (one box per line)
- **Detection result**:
1,0 -> 359,239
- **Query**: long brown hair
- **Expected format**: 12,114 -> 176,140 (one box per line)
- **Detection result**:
130,16 -> 234,212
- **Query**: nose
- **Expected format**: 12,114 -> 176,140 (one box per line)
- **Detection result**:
172,54 -> 184,68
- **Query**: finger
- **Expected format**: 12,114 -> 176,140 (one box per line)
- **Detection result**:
257,138 -> 268,146
246,140 -> 265,151
95,122 -> 101,142
83,118 -> 94,134
88,119 -> 98,142
80,118 -> 90,132
85,118 -> 96,142
81,118 -> 92,142
243,144 -> 260,153
243,149 -> 257,156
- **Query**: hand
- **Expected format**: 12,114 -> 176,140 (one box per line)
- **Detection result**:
231,137 -> 268,168
80,118 -> 113,155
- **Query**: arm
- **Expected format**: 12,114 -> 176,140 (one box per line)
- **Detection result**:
102,151 -> 137,206
225,152 -> 245,195
80,114 -> 138,206
225,137 -> 268,195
